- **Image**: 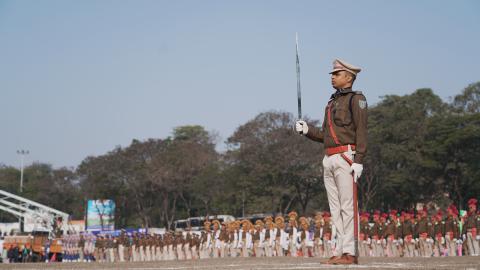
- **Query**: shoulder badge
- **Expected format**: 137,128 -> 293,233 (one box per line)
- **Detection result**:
359,99 -> 367,109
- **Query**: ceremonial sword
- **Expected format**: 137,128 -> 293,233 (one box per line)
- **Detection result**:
296,33 -> 304,134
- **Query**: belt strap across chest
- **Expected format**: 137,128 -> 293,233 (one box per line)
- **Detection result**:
326,101 -> 354,165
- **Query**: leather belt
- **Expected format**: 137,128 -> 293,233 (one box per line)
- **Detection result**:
326,144 -> 356,156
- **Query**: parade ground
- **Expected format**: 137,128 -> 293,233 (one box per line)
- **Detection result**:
0,256 -> 479,270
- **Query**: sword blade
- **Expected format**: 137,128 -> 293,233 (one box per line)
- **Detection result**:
296,33 -> 302,120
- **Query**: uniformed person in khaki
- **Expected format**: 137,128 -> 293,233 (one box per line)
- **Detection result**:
463,198 -> 479,255
296,59 -> 367,265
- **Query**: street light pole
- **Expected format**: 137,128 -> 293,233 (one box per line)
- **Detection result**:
17,149 -> 29,193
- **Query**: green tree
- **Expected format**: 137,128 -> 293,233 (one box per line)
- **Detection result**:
364,88 -> 446,209
226,111 -> 326,215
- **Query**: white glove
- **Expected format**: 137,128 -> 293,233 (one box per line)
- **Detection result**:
351,163 -> 363,182
462,234 -> 466,240
295,120 -> 308,135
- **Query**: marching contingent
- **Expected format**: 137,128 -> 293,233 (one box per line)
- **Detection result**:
56,199 -> 480,263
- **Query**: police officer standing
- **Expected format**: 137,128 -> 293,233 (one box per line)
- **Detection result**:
296,59 -> 367,265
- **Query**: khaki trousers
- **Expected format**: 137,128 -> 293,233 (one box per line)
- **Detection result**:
323,240 -> 333,258
289,238 -> 297,257
466,232 -> 479,256
359,240 -> 368,257
300,240 -> 312,257
275,237 -> 283,256
156,247 -> 161,261
108,248 -> 114,262
386,238 -> 400,257
199,245 -> 207,259
212,246 -> 219,258
79,248 -> 84,261
419,238 -> 432,257
313,238 -> 323,257
230,246 -> 238,257
372,240 -> 384,257
323,153 -> 355,256
118,244 -> 124,262
445,235 -> 456,256
264,240 -> 272,257
191,246 -> 198,259
185,244 -> 192,259
242,240 -> 248,257
140,247 -> 145,261
168,245 -> 175,260
403,237 -> 415,257
177,244 -> 184,260
433,237 -> 444,257
131,245 -> 137,261
125,246 -> 131,262
253,240 -> 262,257
219,242 -> 226,258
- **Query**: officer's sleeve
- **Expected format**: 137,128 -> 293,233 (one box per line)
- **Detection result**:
352,94 -> 368,164
305,122 -> 325,143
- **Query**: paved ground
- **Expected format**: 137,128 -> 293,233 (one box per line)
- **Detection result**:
1,256 -> 479,270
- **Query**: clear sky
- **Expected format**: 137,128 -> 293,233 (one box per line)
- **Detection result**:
1,0 -> 479,168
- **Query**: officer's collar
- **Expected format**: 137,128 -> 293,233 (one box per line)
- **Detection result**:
331,87 -> 353,99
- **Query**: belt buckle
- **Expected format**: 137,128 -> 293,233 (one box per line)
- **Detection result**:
347,144 -> 355,156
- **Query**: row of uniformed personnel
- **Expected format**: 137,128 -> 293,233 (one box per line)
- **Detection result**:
359,199 -> 479,257
61,198 -> 479,262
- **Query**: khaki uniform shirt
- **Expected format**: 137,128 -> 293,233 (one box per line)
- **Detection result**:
445,216 -> 459,238
416,218 -> 431,236
384,221 -> 396,237
360,221 -> 370,235
314,226 -> 322,239
402,219 -> 414,236
463,212 -> 479,233
395,221 -> 403,239
370,221 -> 382,238
306,89 -> 368,163
323,221 -> 332,235
433,220 -> 445,237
